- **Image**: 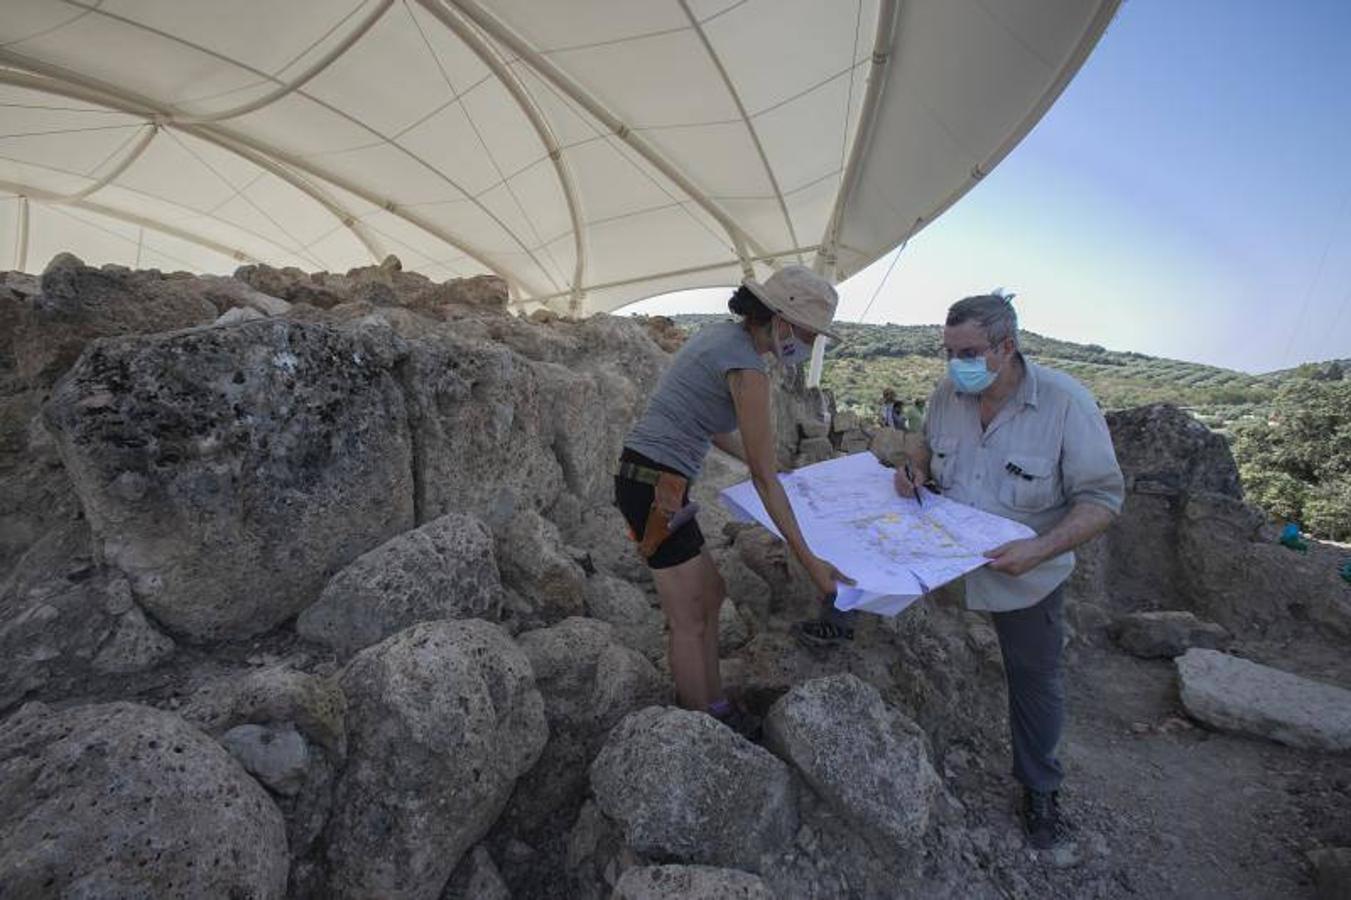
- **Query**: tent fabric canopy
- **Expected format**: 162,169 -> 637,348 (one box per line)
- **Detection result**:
0,0 -> 1118,313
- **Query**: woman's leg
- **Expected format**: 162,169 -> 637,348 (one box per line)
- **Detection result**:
697,550 -> 727,703
652,552 -> 721,710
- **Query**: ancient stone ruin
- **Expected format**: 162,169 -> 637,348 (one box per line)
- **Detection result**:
1,254 -> 1348,898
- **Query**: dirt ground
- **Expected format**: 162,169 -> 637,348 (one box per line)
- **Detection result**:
941,627 -> 1351,899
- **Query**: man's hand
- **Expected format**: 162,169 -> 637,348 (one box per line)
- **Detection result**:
984,538 -> 1051,576
893,465 -> 926,499
805,555 -> 856,597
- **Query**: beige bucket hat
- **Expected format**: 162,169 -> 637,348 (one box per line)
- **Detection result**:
742,264 -> 841,342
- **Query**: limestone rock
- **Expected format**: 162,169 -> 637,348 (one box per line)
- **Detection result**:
1309,847 -> 1351,900
221,722 -> 309,796
1113,610 -> 1229,659
495,508 -> 587,625
1177,649 -> 1351,751
796,436 -> 835,466
214,305 -> 265,326
443,845 -> 511,900
716,549 -> 772,627
1107,404 -> 1242,498
504,618 -> 666,832
16,253 -> 218,384
1,525 -> 173,711
614,865 -> 773,899
297,512 -> 502,659
718,600 -> 752,654
43,318 -> 416,640
0,702 -> 289,898
764,674 -> 941,850
181,665 -> 346,857
584,574 -> 664,662
182,665 -> 347,758
395,335 -> 568,520
590,706 -> 797,871
323,620 -> 546,899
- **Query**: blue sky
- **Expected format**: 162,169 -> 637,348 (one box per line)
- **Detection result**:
622,0 -> 1351,373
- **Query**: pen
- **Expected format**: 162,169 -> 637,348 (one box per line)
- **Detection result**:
904,461 -> 924,508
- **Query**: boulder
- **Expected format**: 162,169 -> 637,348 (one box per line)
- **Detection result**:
1177,649 -> 1351,751
1112,610 -> 1229,659
323,620 -> 546,899
503,618 -> 666,833
16,253 -> 218,384
443,845 -> 511,900
715,549 -> 772,627
181,665 -> 347,758
297,512 -> 502,659
396,335 -> 570,522
181,665 -> 347,857
584,574 -> 664,662
614,865 -> 773,899
213,305 -> 265,326
590,706 -> 797,871
0,701 -> 288,898
43,318 -> 416,640
494,509 -> 587,625
1107,404 -> 1242,498
763,674 -> 940,850
0,524 -> 174,711
1309,847 -> 1351,900
717,600 -> 752,654
221,722 -> 309,796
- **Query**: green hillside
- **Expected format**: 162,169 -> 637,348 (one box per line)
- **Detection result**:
662,314 -> 1351,539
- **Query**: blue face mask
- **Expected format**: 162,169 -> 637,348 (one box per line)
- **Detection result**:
948,356 -> 996,393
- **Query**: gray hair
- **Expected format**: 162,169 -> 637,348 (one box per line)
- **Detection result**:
946,293 -> 1018,347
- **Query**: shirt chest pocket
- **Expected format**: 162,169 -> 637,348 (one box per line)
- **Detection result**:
998,453 -> 1062,513
930,436 -> 959,490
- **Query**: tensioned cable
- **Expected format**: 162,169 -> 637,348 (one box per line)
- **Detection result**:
406,1 -> 566,292
1281,185 -> 1351,367
857,240 -> 907,323
163,129 -> 328,271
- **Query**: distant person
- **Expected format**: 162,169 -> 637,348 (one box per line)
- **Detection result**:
905,397 -> 926,433
615,266 -> 855,729
892,291 -> 1123,849
879,388 -> 900,428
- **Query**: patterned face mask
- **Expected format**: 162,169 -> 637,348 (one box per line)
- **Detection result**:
773,318 -> 813,366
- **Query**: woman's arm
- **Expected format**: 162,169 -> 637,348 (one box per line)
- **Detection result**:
728,369 -> 853,596
711,431 -> 746,462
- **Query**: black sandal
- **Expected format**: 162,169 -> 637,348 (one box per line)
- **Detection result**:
792,617 -> 854,647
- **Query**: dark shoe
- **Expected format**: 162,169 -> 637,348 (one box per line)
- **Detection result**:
718,706 -> 763,742
792,617 -> 854,648
1023,789 -> 1063,849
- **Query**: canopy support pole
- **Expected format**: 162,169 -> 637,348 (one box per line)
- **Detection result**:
0,177 -> 258,264
0,59 -> 540,291
815,0 -> 901,281
445,0 -> 768,275
15,195 -> 29,272
415,0 -> 587,313
171,0 -> 395,124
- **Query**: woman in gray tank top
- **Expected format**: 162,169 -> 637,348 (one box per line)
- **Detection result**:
615,265 -> 855,728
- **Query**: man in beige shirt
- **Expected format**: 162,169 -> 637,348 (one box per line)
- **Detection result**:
895,292 -> 1124,849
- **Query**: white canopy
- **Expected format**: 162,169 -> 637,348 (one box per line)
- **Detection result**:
0,0 -> 1118,313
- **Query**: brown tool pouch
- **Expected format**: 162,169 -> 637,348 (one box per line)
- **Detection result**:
637,471 -> 688,559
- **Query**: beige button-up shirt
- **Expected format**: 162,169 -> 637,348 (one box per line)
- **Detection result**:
924,358 -> 1124,612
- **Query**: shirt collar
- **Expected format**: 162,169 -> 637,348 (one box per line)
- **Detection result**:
1016,354 -> 1040,409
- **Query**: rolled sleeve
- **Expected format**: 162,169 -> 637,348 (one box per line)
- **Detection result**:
1060,395 -> 1124,514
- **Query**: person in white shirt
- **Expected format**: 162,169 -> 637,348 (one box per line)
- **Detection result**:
894,291 -> 1124,849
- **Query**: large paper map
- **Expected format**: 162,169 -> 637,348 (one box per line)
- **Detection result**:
719,452 -> 1035,617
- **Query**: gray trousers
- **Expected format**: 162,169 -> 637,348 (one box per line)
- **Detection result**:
990,586 -> 1066,793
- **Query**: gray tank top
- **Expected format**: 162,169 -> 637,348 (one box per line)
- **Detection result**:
625,320 -> 767,478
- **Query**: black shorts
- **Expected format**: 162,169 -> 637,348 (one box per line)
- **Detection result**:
613,448 -> 705,570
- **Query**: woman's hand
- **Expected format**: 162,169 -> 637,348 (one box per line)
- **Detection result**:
805,554 -> 855,597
